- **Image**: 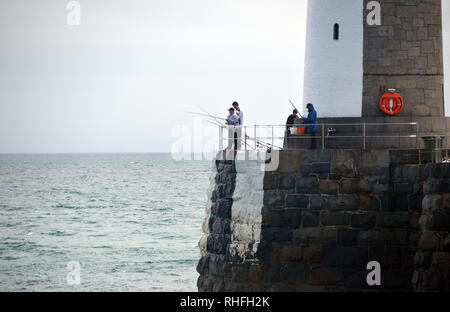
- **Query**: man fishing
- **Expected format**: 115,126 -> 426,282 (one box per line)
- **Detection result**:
226,107 -> 240,150
232,101 -> 243,125
302,103 -> 318,149
232,101 -> 243,151
286,109 -> 300,136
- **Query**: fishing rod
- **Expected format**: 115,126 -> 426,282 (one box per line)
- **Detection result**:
186,111 -> 227,121
196,104 -> 224,125
204,119 -> 223,127
289,99 -> 304,118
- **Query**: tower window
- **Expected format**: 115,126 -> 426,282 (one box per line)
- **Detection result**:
333,23 -> 339,40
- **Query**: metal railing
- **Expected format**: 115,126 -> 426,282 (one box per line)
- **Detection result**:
218,122 -> 420,151
421,135 -> 450,163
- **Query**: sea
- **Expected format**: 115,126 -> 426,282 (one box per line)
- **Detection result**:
0,154 -> 212,291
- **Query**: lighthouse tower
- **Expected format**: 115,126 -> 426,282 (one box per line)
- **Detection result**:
303,0 -> 446,124
303,0 -> 364,118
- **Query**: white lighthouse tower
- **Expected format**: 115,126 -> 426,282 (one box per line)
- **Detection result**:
303,0 -> 364,118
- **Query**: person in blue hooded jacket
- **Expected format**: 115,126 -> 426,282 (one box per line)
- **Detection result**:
303,103 -> 318,149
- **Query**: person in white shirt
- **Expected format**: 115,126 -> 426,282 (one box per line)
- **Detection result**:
232,102 -> 243,125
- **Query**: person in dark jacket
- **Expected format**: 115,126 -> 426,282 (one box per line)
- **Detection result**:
303,103 -> 318,149
286,109 -> 300,136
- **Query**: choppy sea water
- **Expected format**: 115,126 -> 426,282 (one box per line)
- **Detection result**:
0,154 -> 211,291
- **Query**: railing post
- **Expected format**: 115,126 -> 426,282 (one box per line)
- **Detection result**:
219,125 -> 223,151
416,122 -> 419,149
321,124 -> 325,150
244,126 -> 247,151
271,126 -> 274,149
362,123 -> 366,150
435,136 -> 438,163
446,136 -> 449,160
254,125 -> 257,150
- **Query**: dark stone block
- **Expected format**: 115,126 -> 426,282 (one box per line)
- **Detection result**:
302,212 -> 320,228
209,216 -> 231,234
301,164 -> 312,177
211,199 -> 232,219
404,165 -> 422,183
206,234 -> 230,255
424,178 -> 450,194
328,195 -> 359,211
384,247 -> 402,268
302,149 -> 331,164
321,211 -> 351,226
413,251 -> 432,269
372,183 -> 390,195
323,246 -> 368,267
351,213 -> 376,229
280,262 -> 310,283
215,171 -> 236,184
428,213 -> 450,231
296,177 -> 319,194
216,183 -> 235,199
329,173 -> 343,180
359,195 -> 381,211
231,265 -> 249,283
310,195 -> 328,210
341,179 -> 371,194
263,208 -> 302,228
408,193 -> 423,211
368,247 -> 385,263
344,269 -> 370,289
444,234 -> 450,252
216,160 -> 225,172
263,263 -> 281,283
384,270 -> 413,290
319,180 -> 339,195
264,190 -> 284,206
394,183 -> 414,194
285,195 -> 309,208
208,254 -> 231,277
312,163 -> 331,174
375,212 -> 411,228
388,195 -> 409,211
278,173 -> 297,190
418,271 -> 444,291
211,190 -> 218,203
310,267 -> 344,286
263,173 -> 278,190
337,229 -> 358,246
423,163 -> 450,179
263,226 -> 292,242
224,162 -> 236,173
249,265 -> 264,284
197,256 -> 210,275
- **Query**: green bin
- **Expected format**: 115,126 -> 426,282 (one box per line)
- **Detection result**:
422,136 -> 445,163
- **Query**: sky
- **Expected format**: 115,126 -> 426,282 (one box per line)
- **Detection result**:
0,0 -> 307,153
0,0 -> 448,153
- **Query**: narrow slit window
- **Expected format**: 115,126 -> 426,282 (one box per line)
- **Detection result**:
333,23 -> 339,40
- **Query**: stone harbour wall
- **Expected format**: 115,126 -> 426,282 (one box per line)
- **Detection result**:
412,164 -> 450,291
197,149 -> 450,292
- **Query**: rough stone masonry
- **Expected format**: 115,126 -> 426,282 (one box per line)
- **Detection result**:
197,150 -> 450,291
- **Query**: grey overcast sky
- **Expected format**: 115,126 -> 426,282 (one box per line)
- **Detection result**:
0,0 -> 449,153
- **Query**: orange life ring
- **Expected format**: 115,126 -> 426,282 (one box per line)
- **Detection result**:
379,92 -> 404,115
